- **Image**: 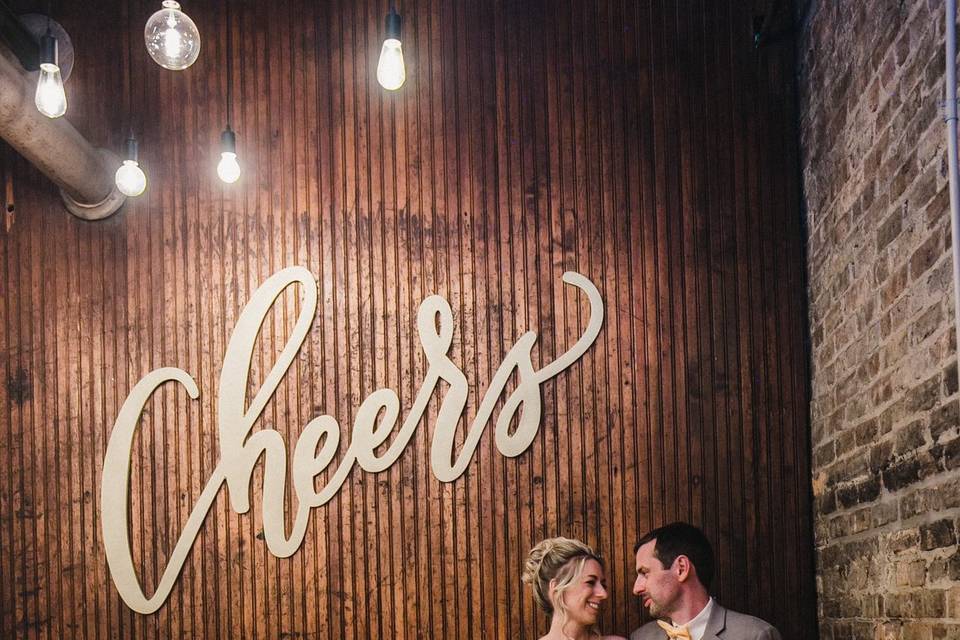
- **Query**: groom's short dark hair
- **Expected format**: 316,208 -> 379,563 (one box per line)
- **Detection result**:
634,522 -> 715,589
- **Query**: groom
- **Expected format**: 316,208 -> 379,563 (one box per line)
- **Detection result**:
630,522 -> 781,640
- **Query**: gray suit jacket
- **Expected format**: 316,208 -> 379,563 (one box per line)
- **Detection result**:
629,603 -> 781,640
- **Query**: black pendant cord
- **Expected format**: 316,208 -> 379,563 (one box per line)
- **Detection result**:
225,0 -> 233,129
126,0 -> 134,141
43,0 -> 52,45
385,0 -> 401,41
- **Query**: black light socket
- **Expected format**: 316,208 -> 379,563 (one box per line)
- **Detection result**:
220,125 -> 237,153
125,136 -> 139,162
384,8 -> 401,41
39,29 -> 57,67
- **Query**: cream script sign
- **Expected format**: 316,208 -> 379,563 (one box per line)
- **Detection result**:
100,266 -> 604,614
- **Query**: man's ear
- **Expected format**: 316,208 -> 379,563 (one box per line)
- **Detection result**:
675,555 -> 693,583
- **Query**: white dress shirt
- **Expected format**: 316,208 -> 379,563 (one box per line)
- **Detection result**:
665,597 -> 715,640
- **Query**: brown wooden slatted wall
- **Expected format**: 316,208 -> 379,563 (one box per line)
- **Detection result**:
0,0 -> 814,637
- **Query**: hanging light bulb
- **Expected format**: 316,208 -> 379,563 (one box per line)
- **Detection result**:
35,29 -> 66,118
144,1 -> 201,70
115,136 -> 147,197
217,125 -> 241,183
377,7 -> 405,90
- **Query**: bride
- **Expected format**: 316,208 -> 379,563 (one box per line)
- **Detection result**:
522,537 -> 627,640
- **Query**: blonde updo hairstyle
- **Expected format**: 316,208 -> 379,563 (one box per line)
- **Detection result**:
522,537 -> 603,632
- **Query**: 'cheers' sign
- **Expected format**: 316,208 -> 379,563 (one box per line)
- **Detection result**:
101,266 -> 604,613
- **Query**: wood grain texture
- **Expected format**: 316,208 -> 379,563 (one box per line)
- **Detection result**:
0,0 -> 814,637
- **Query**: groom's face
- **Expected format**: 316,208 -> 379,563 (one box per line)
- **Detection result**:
633,539 -> 681,619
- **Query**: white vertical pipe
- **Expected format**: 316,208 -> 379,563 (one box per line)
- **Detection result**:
946,0 -> 960,368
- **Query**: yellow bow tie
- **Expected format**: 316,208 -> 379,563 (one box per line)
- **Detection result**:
657,620 -> 692,640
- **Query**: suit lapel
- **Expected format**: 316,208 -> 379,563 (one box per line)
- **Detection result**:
702,602 -> 727,640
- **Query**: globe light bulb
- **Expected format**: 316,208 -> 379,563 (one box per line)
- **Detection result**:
116,160 -> 147,197
35,32 -> 66,118
145,1 -> 200,70
377,9 -> 405,91
217,152 -> 241,183
115,137 -> 147,197
217,125 -> 241,183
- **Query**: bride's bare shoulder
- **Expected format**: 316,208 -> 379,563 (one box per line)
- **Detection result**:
603,635 -> 628,640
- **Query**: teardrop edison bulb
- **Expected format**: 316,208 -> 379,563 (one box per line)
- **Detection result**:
35,64 -> 66,118
35,32 -> 66,118
376,8 -> 405,90
377,39 -> 405,90
144,1 -> 201,70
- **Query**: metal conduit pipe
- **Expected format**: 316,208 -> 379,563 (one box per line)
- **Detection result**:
0,42 -> 124,219
946,0 -> 960,369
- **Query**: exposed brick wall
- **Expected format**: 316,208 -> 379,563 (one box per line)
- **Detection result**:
799,0 -> 960,637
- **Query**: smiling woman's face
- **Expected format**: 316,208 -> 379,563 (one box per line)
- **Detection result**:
557,558 -> 609,627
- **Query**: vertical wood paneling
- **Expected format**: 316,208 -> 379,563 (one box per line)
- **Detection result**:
0,0 -> 814,638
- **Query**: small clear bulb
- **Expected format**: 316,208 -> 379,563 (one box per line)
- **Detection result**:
217,152 -> 241,183
115,137 -> 147,197
217,125 -> 241,183
376,38 -> 405,90
116,160 -> 147,197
